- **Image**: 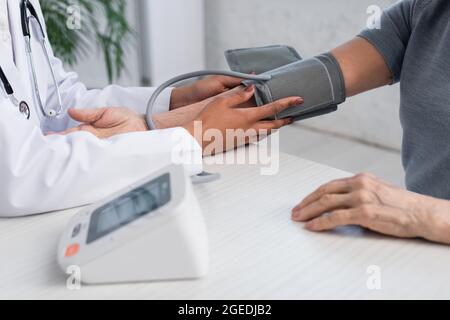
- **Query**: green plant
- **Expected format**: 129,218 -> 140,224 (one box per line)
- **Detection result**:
41,0 -> 133,83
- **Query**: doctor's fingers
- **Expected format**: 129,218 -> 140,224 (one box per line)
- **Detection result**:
48,127 -> 81,136
247,97 -> 304,122
68,108 -> 107,124
213,85 -> 255,108
51,125 -> 98,137
210,75 -> 244,89
252,118 -> 293,132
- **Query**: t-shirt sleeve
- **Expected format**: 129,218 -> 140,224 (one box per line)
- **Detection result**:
358,0 -> 417,83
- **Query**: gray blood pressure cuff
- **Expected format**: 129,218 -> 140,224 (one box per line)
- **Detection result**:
225,46 -> 346,121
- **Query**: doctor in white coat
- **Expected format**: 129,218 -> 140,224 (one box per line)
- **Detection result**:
0,0 -> 298,217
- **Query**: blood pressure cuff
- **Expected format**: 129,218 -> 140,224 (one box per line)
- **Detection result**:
225,46 -> 346,121
252,53 -> 346,120
225,45 -> 302,74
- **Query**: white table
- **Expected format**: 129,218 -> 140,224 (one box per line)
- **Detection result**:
1,147 -> 450,300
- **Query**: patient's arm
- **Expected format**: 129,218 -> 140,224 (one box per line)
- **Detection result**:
331,37 -> 392,97
246,37 -> 393,120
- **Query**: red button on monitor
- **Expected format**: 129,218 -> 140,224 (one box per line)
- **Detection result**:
65,244 -> 80,257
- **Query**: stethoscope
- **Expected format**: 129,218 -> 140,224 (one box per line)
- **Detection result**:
0,0 -> 63,120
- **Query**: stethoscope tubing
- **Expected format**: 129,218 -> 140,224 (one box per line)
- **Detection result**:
22,0 -> 63,118
0,0 -> 64,120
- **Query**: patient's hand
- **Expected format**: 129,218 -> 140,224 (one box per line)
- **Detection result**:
52,107 -> 149,139
292,173 -> 450,245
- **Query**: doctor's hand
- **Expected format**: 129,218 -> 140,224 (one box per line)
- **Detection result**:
57,101 -> 213,138
170,76 -> 244,110
291,173 -> 450,245
182,85 -> 300,155
54,107 -> 149,139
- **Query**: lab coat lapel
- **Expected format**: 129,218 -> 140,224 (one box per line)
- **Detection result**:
6,0 -> 30,89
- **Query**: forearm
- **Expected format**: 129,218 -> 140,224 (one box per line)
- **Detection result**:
331,37 -> 393,97
153,98 -> 212,129
170,86 -> 192,110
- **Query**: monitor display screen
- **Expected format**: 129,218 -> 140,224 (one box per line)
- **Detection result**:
86,173 -> 171,244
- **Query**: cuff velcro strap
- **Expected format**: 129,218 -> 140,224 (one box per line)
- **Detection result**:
225,45 -> 302,75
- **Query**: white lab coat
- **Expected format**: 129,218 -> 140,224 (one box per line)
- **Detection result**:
0,0 -> 202,217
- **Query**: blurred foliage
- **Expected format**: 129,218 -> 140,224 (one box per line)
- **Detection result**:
41,0 -> 133,83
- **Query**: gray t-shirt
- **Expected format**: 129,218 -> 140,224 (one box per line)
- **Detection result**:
358,0 -> 450,199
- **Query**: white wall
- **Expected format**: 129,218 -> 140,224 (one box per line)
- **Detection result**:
205,0 -> 402,150
140,0 -> 205,86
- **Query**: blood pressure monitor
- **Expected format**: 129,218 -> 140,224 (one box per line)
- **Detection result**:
57,164 -> 209,284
